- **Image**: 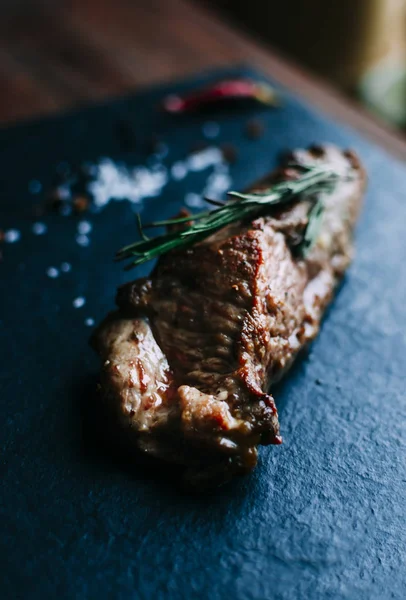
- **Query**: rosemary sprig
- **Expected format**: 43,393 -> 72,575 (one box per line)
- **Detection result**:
116,163 -> 342,269
296,198 -> 324,257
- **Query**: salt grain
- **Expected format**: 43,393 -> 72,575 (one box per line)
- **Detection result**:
76,234 -> 90,247
85,318 -> 95,327
32,222 -> 47,235
73,297 -> 86,308
187,147 -> 223,172
46,267 -> 59,278
203,169 -> 232,199
202,122 -> 220,139
55,186 -> 71,201
28,180 -> 42,194
185,192 -> 204,208
60,262 -> 71,273
4,229 -> 21,243
171,162 -> 188,181
88,158 -> 168,208
77,220 -> 92,235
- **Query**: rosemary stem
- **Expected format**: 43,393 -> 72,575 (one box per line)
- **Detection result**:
116,163 -> 344,269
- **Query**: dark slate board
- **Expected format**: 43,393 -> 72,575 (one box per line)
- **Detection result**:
0,67 -> 405,600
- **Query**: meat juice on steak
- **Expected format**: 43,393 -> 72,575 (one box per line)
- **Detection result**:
91,145 -> 366,487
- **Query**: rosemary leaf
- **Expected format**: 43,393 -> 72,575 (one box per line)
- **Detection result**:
296,199 -> 325,257
116,163 -> 343,269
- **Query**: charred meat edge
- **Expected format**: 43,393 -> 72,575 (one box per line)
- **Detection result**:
91,145 -> 366,486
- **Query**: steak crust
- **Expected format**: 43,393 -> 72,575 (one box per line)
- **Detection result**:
91,145 -> 366,486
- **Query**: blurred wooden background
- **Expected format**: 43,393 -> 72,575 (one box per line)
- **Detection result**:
209,0 -> 406,128
210,0 -> 406,89
0,0 -> 405,158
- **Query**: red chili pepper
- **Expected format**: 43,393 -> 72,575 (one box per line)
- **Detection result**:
162,78 -> 280,113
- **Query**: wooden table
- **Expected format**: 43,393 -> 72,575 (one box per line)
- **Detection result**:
1,0 -> 405,160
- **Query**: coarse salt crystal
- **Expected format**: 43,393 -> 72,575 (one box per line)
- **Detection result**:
32,222 -> 47,235
171,162 -> 188,181
203,170 -> 232,199
88,158 -> 168,208
187,147 -> 223,172
60,262 -> 71,272
73,297 -> 85,308
28,180 -> 42,194
4,229 -> 21,243
46,267 -> 59,278
185,192 -> 204,208
56,186 -> 71,201
77,220 -> 92,235
76,234 -> 90,247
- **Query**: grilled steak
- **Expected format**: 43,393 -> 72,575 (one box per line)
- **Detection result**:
91,145 -> 366,487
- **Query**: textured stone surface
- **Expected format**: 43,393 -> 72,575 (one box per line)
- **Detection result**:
0,68 -> 405,599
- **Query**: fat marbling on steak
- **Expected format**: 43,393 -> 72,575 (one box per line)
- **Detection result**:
91,145 -> 366,486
